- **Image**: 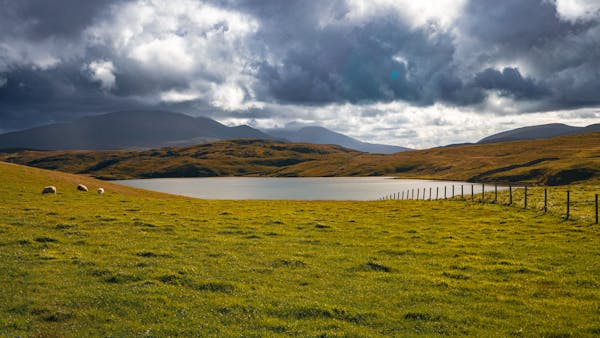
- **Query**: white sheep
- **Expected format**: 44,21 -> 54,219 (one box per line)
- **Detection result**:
42,186 -> 57,194
97,188 -> 104,195
77,184 -> 88,192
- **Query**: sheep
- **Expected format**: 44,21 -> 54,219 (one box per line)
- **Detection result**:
77,184 -> 88,192
97,188 -> 104,195
42,186 -> 57,194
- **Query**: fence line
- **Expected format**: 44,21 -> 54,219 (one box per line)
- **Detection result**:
378,183 -> 599,224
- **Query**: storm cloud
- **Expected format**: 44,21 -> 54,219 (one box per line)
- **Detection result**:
0,0 -> 599,147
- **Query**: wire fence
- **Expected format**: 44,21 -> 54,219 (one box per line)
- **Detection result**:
378,183 -> 599,224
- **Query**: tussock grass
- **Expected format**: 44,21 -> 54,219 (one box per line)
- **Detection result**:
0,162 -> 599,336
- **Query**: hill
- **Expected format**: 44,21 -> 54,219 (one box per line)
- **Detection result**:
0,140 -> 361,179
2,132 -> 599,185
479,123 -> 600,144
265,126 -> 410,154
0,110 -> 276,150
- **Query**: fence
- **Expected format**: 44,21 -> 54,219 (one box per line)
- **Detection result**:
378,183 -> 599,224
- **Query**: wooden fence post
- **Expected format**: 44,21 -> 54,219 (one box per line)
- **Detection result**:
461,185 -> 464,200
544,188 -> 547,213
494,184 -> 498,203
411,189 -> 414,200
423,188 -> 426,201
429,187 -> 432,201
471,184 -> 474,201
482,184 -> 485,203
417,189 -> 420,200
452,185 -> 455,199
524,186 -> 528,209
566,190 -> 570,220
444,186 -> 447,199
595,194 -> 598,224
436,187 -> 439,200
509,185 -> 513,205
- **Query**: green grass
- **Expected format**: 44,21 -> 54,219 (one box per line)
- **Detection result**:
392,183 -> 600,224
1,162 -> 600,336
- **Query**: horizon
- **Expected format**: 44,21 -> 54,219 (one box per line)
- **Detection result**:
1,0 -> 600,148
1,109 -> 599,150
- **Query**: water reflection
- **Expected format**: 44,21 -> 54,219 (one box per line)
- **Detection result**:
115,177 -> 508,201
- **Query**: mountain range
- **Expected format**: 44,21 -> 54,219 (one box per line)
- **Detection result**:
0,110 -> 409,153
0,111 -> 275,150
0,110 -> 598,152
264,126 -> 410,154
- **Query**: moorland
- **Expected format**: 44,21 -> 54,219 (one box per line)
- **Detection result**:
2,132 -> 599,185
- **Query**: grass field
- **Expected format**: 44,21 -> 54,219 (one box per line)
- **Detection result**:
384,183 -> 600,224
1,162 -> 600,337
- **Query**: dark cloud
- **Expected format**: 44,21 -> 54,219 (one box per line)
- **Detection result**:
0,0 -> 599,135
8,0 -> 118,39
252,7 -> 472,106
472,67 -> 549,100
461,0 -> 567,51
0,64 -> 148,131
460,0 -> 600,110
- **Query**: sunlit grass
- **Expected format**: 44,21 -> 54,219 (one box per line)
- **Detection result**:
0,162 -> 599,336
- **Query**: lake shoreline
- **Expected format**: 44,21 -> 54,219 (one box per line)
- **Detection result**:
114,177 -> 511,201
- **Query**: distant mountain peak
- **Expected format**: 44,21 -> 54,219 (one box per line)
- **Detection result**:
263,125 -> 410,154
479,123 -> 600,144
0,110 -> 276,150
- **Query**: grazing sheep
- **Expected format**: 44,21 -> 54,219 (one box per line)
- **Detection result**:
42,186 -> 57,194
77,184 -> 88,192
97,188 -> 104,195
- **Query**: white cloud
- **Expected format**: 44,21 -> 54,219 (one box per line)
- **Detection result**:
0,77 -> 6,87
555,0 -> 600,22
217,101 -> 600,149
85,0 -> 260,108
128,35 -> 195,73
346,0 -> 467,30
210,83 -> 247,111
86,60 -> 116,90
0,40 -> 61,71
160,89 -> 202,103
86,0 -> 258,74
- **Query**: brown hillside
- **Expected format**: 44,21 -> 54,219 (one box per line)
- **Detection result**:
2,133 -> 599,185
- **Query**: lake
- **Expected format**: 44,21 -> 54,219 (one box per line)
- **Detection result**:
115,177 -> 505,200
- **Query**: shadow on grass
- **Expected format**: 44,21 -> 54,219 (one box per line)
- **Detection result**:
157,274 -> 235,293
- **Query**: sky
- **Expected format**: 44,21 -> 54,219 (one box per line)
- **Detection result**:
1,0 -> 600,149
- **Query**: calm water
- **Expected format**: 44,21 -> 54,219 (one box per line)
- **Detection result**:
115,177 -> 505,201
